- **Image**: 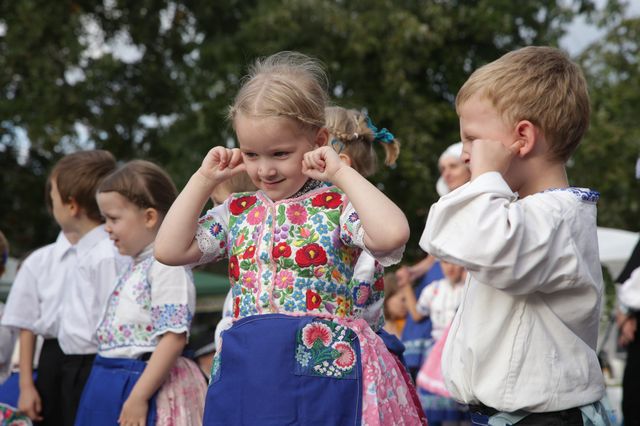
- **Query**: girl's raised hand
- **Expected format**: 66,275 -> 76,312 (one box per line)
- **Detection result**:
302,146 -> 346,182
198,146 -> 246,184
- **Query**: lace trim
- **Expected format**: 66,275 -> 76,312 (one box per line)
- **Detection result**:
543,187 -> 600,203
287,179 -> 325,199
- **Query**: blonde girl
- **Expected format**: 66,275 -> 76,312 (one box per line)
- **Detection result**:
155,51 -> 425,425
75,160 -> 206,426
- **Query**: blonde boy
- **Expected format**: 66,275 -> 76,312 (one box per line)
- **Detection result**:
421,46 -> 611,424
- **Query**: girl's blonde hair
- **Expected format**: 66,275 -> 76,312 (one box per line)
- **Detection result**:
325,107 -> 400,177
228,51 -> 328,133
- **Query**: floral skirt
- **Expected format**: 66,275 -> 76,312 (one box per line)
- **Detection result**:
203,314 -> 425,426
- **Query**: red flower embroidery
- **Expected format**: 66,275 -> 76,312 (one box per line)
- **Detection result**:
272,242 -> 292,259
229,255 -> 240,281
332,341 -> 356,370
301,322 -> 332,348
306,289 -> 323,310
373,277 -> 384,292
311,191 -> 343,209
234,296 -> 240,318
243,245 -> 256,259
229,196 -> 257,215
295,243 -> 327,268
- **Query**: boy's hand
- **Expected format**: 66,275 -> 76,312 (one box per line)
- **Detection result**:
198,146 -> 246,184
18,384 -> 43,421
469,139 -> 522,180
302,146 -> 347,182
118,394 -> 149,426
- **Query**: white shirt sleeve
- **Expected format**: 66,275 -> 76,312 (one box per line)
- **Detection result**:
420,172 -> 580,295
619,267 -> 640,310
194,203 -> 231,265
1,254 -> 41,331
340,202 -> 404,267
149,262 -> 196,339
0,303 -> 17,384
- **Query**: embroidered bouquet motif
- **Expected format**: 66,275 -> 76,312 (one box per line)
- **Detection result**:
294,320 -> 358,379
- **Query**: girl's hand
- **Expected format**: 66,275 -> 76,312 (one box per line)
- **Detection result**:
118,394 -> 149,426
468,138 -> 522,180
18,384 -> 43,421
302,146 -> 347,182
198,146 -> 246,183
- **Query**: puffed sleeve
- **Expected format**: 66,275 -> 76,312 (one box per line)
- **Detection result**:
149,261 -> 196,339
194,201 -> 231,265
619,267 -> 640,311
1,253 -> 41,331
339,202 -> 404,267
420,172 -> 584,295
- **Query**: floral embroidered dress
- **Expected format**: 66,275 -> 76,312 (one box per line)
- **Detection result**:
196,182 -> 425,426
75,245 -> 206,426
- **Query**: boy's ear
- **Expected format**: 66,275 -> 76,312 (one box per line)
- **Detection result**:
67,197 -> 81,217
514,120 -> 538,157
143,208 -> 160,229
314,128 -> 329,147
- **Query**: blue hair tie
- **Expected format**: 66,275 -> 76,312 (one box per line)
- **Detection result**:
366,116 -> 395,144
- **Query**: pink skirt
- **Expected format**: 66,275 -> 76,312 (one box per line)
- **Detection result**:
416,325 -> 450,397
155,357 -> 207,425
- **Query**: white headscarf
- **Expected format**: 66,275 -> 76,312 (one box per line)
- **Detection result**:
436,142 -> 464,196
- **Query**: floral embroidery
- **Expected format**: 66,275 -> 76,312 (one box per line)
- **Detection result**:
543,187 -> 600,203
229,196 -> 257,215
311,191 -> 343,209
301,322 -> 332,348
286,203 -> 308,225
151,303 -> 192,331
229,255 -> 240,281
295,243 -> 327,268
246,205 -> 266,225
306,289 -> 322,310
242,245 -> 256,259
272,242 -> 292,259
295,320 -> 358,379
209,222 -> 223,237
352,283 -> 371,308
242,271 -> 258,292
274,270 -> 294,289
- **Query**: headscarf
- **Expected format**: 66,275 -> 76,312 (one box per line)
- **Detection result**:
435,142 -> 464,196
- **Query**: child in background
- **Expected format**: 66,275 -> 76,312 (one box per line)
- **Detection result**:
155,51 -> 424,425
0,230 -> 31,425
403,260 -> 469,425
382,272 -> 407,339
421,46 -> 613,425
75,160 -> 205,425
3,150 -> 119,426
0,231 -> 16,385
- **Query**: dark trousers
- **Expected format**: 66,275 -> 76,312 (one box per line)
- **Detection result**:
623,312 -> 640,425
469,404 -> 583,425
61,352 -> 95,426
35,339 -> 65,426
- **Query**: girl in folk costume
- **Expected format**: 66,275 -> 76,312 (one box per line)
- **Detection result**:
155,52 -> 425,425
75,160 -> 206,426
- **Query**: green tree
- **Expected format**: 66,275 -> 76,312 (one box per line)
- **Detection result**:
1,0 -> 607,259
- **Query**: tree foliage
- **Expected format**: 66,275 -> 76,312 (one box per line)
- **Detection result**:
4,0 -> 637,261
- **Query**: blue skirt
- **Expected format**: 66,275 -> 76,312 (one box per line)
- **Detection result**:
74,355 -> 157,426
203,314 -> 363,426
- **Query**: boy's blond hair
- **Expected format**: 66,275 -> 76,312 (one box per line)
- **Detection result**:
456,46 -> 590,162
325,106 -> 400,177
229,51 -> 328,133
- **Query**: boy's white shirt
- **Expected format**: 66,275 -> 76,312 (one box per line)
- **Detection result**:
58,225 -> 129,354
420,171 -> 605,413
1,232 -> 74,337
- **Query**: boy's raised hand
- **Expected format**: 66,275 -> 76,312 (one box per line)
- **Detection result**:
468,138 -> 522,180
302,146 -> 347,182
198,146 -> 246,184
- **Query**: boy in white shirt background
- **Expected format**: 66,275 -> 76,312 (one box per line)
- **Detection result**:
3,150 -> 123,426
421,46 -> 614,425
